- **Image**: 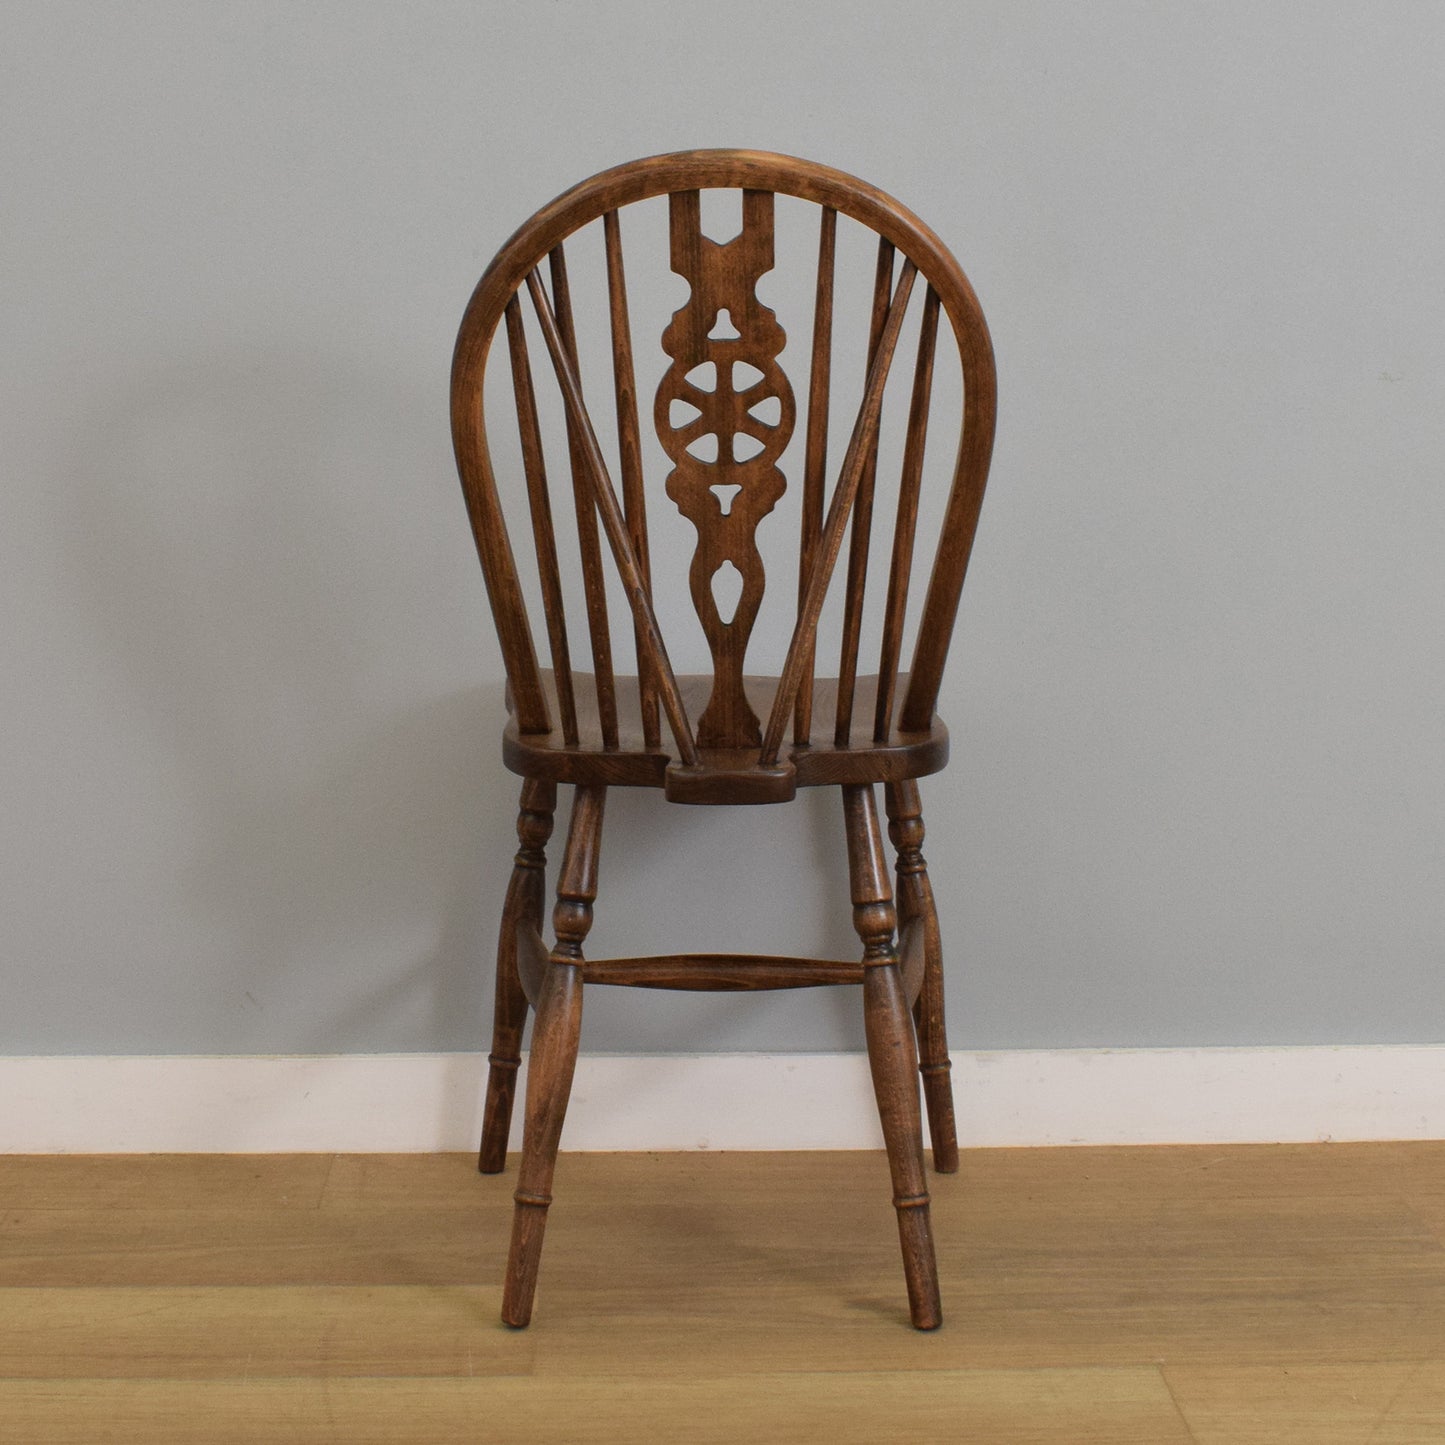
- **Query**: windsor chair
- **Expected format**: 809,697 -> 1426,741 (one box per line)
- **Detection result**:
451,150 -> 996,1330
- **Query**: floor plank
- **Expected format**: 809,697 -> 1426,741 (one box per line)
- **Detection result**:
1164,1361 -> 1445,1444
0,1207 -> 491,1286
0,1369 -> 1192,1444
0,1285 -> 533,1378
8,1145 -> 1445,1440
954,1141 -> 1445,1202
0,1154 -> 333,1210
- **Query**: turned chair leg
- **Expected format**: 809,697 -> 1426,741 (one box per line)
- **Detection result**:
885,779 -> 959,1174
479,778 -> 557,1174
501,784 -> 605,1328
844,784 -> 942,1330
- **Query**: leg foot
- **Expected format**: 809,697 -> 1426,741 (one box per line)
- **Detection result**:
845,784 -> 942,1329
501,960 -> 583,1326
500,785 -> 604,1328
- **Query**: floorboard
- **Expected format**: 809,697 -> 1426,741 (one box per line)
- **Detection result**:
3,1144 -> 1444,1441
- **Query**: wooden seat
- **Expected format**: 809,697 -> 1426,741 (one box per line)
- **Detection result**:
451,150 -> 997,1329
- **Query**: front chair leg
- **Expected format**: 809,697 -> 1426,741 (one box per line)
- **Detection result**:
885,779 -> 959,1174
843,784 -> 942,1330
479,777 -> 557,1174
501,784 -> 604,1329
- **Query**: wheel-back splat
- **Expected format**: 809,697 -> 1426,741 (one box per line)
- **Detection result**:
654,190 -> 796,748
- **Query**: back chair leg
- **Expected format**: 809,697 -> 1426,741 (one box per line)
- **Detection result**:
844,784 -> 942,1330
885,779 -> 959,1173
501,784 -> 605,1328
480,777 -> 557,1174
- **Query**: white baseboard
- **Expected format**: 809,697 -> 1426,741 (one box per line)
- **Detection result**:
3,1046 -> 1442,1153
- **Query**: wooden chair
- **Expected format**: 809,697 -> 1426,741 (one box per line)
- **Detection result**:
450,150 -> 996,1329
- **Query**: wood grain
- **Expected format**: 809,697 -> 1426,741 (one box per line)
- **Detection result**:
505,295 -> 578,743
501,670 -> 949,790
0,1285 -> 530,1378
602,207 -> 661,749
1163,1361 -> 1445,1444
479,776 -> 556,1172
547,244 -> 618,747
654,188 -> 794,748
10,1146 -> 1445,1441
447,156 -> 992,1326
834,237 -> 896,745
794,203 -> 835,745
450,151 -> 999,748
0,1369 -> 1191,1444
502,785 -> 604,1326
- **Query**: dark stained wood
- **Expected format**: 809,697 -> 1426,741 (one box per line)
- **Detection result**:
794,205 -> 836,746
452,149 -> 997,753
450,438 -> 549,737
450,151 -> 997,1330
514,921 -> 548,1009
843,783 -> 941,1329
758,259 -> 917,767
834,238 -> 895,746
582,953 -> 864,990
655,189 -> 794,748
663,754 -> 796,805
874,286 -> 940,742
524,272 -> 701,769
603,208 -> 661,750
547,246 -> 618,747
502,785 -> 605,1328
897,917 -> 926,1008
886,778 -> 958,1173
502,671 -> 948,792
504,297 -> 578,744
479,777 -> 556,1175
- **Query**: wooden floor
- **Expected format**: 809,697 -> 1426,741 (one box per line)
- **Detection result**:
4,1145 -> 1445,1442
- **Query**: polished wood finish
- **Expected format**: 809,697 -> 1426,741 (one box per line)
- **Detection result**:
478,777 -> 556,1174
504,297 -> 577,744
451,151 -> 997,1327
603,208 -> 661,750
794,204 -> 835,747
757,257 -> 917,769
887,777 -> 958,1172
524,271 -> 699,769
502,785 -> 603,1328
11,1145 -> 1445,1441
655,188 -> 794,748
875,287 -> 940,742
451,149 -> 998,747
834,238 -> 896,746
549,245 -> 618,749
845,783 -> 941,1329
504,671 -> 948,792
581,953 -> 864,990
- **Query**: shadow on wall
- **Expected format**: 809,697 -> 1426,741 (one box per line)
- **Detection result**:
62,346 -> 516,1054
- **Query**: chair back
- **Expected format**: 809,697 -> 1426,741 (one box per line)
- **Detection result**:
451,150 -> 996,796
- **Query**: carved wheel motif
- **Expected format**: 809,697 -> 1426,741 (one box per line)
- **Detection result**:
654,189 -> 796,747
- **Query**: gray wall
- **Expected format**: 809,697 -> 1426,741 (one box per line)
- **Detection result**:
4,2 -> 1442,1056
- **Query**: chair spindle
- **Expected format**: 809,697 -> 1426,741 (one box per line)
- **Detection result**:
834,238 -> 896,745
505,295 -> 579,745
603,209 -> 662,749
524,270 -> 701,769
548,244 -> 620,748
794,205 -> 836,745
874,284 -> 941,741
760,259 -> 918,766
